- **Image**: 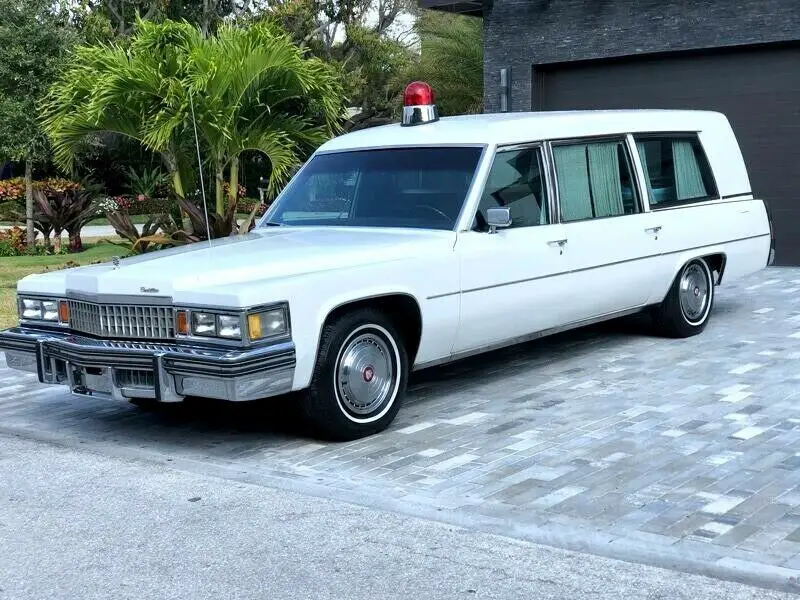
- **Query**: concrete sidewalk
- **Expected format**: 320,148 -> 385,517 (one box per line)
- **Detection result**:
0,433 -> 789,600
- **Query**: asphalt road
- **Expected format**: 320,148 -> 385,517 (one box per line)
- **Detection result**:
0,433 -> 790,600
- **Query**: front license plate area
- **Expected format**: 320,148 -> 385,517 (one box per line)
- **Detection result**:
69,365 -> 113,397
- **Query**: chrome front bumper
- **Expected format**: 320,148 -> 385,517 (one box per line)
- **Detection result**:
0,327 -> 295,403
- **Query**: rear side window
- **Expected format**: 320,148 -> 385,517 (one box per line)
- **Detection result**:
633,134 -> 718,207
551,138 -> 640,222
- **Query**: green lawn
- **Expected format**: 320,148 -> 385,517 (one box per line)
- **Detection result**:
0,241 -> 123,329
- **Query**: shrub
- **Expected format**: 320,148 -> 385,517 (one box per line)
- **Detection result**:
96,194 -> 171,216
0,177 -> 82,201
0,178 -> 25,201
222,182 -> 247,200
0,225 -> 62,256
126,166 -> 170,199
0,226 -> 27,254
34,180 -> 101,252
0,239 -> 13,257
238,199 -> 268,217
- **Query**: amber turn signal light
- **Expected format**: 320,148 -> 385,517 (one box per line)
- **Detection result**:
58,300 -> 69,323
176,310 -> 189,334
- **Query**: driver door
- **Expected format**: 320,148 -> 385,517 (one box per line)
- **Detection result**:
452,144 -> 575,354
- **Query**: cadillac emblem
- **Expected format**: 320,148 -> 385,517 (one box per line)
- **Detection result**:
112,256 -> 120,269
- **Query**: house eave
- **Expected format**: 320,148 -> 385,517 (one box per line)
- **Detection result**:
418,0 -> 489,17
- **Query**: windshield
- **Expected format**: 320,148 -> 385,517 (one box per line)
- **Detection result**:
262,146 -> 484,230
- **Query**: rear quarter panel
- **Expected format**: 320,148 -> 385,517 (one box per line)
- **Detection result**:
648,111 -> 770,302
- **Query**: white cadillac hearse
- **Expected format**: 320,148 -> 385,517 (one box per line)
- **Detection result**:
0,82 -> 774,440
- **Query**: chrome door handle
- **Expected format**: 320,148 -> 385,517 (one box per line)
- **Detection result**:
644,226 -> 662,234
547,239 -> 568,247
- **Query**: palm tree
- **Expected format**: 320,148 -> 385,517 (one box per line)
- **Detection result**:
405,11 -> 483,116
41,19 -> 200,202
41,18 -> 345,235
185,21 -> 344,218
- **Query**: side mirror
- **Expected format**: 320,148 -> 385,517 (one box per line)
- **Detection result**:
486,207 -> 511,234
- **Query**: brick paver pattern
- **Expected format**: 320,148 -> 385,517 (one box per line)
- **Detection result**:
2,267 -> 800,576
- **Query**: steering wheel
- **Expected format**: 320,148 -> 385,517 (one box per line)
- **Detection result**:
412,204 -> 450,222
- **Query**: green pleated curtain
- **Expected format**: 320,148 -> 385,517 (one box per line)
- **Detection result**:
673,139 -> 707,200
554,142 -> 624,221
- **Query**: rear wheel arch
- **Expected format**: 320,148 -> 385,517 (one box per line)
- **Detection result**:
701,252 -> 726,285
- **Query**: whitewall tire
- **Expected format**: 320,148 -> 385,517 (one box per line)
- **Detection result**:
300,309 -> 408,440
652,258 -> 715,338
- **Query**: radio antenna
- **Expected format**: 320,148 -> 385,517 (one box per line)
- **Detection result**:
189,91 -> 213,247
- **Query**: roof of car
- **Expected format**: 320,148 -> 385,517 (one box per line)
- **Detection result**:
317,109 -> 729,153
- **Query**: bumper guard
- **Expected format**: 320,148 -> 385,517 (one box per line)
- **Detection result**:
0,327 -> 295,403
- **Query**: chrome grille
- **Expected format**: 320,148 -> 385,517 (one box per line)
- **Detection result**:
115,369 -> 155,389
68,300 -> 175,340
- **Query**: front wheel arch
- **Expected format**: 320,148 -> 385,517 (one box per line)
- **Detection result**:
315,293 -> 423,366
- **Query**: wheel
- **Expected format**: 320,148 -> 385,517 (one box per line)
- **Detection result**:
300,308 -> 408,441
652,258 -> 714,338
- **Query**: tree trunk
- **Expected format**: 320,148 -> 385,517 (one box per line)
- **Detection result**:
215,166 -> 225,216
165,153 -> 192,234
171,168 -> 185,200
52,229 -> 62,253
228,157 -> 239,233
67,229 -> 82,253
24,158 -> 34,249
228,157 -> 239,208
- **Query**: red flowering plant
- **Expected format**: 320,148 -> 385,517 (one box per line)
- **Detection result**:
222,182 -> 247,199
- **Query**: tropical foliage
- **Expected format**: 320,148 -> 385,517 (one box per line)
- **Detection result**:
404,11 -> 483,116
2,0 -> 484,255
0,178 -> 100,252
0,0 -> 79,246
41,18 -> 346,238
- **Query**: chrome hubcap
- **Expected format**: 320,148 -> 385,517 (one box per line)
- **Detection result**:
336,332 -> 394,415
679,263 -> 710,323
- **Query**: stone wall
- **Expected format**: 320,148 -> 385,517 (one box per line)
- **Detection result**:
483,0 -> 800,112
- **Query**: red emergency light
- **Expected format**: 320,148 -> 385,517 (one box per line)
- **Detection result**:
401,81 -> 439,127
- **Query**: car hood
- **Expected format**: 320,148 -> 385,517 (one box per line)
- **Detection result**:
41,226 -> 455,300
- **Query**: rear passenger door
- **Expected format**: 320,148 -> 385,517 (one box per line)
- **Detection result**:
549,135 -> 664,321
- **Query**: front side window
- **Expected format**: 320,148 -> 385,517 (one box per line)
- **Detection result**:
552,138 -> 640,222
634,134 -> 717,207
263,146 -> 483,230
473,146 -> 549,231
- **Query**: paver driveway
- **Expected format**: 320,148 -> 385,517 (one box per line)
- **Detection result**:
2,266 -> 800,591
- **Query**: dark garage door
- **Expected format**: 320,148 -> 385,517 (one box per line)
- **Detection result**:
534,44 -> 800,266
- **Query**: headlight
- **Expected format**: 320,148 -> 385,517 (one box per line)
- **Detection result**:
217,315 -> 241,339
20,298 -> 43,320
179,305 -> 286,342
42,300 -> 59,321
191,312 -> 217,337
18,297 -> 67,323
187,312 -> 242,340
247,307 -> 288,341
